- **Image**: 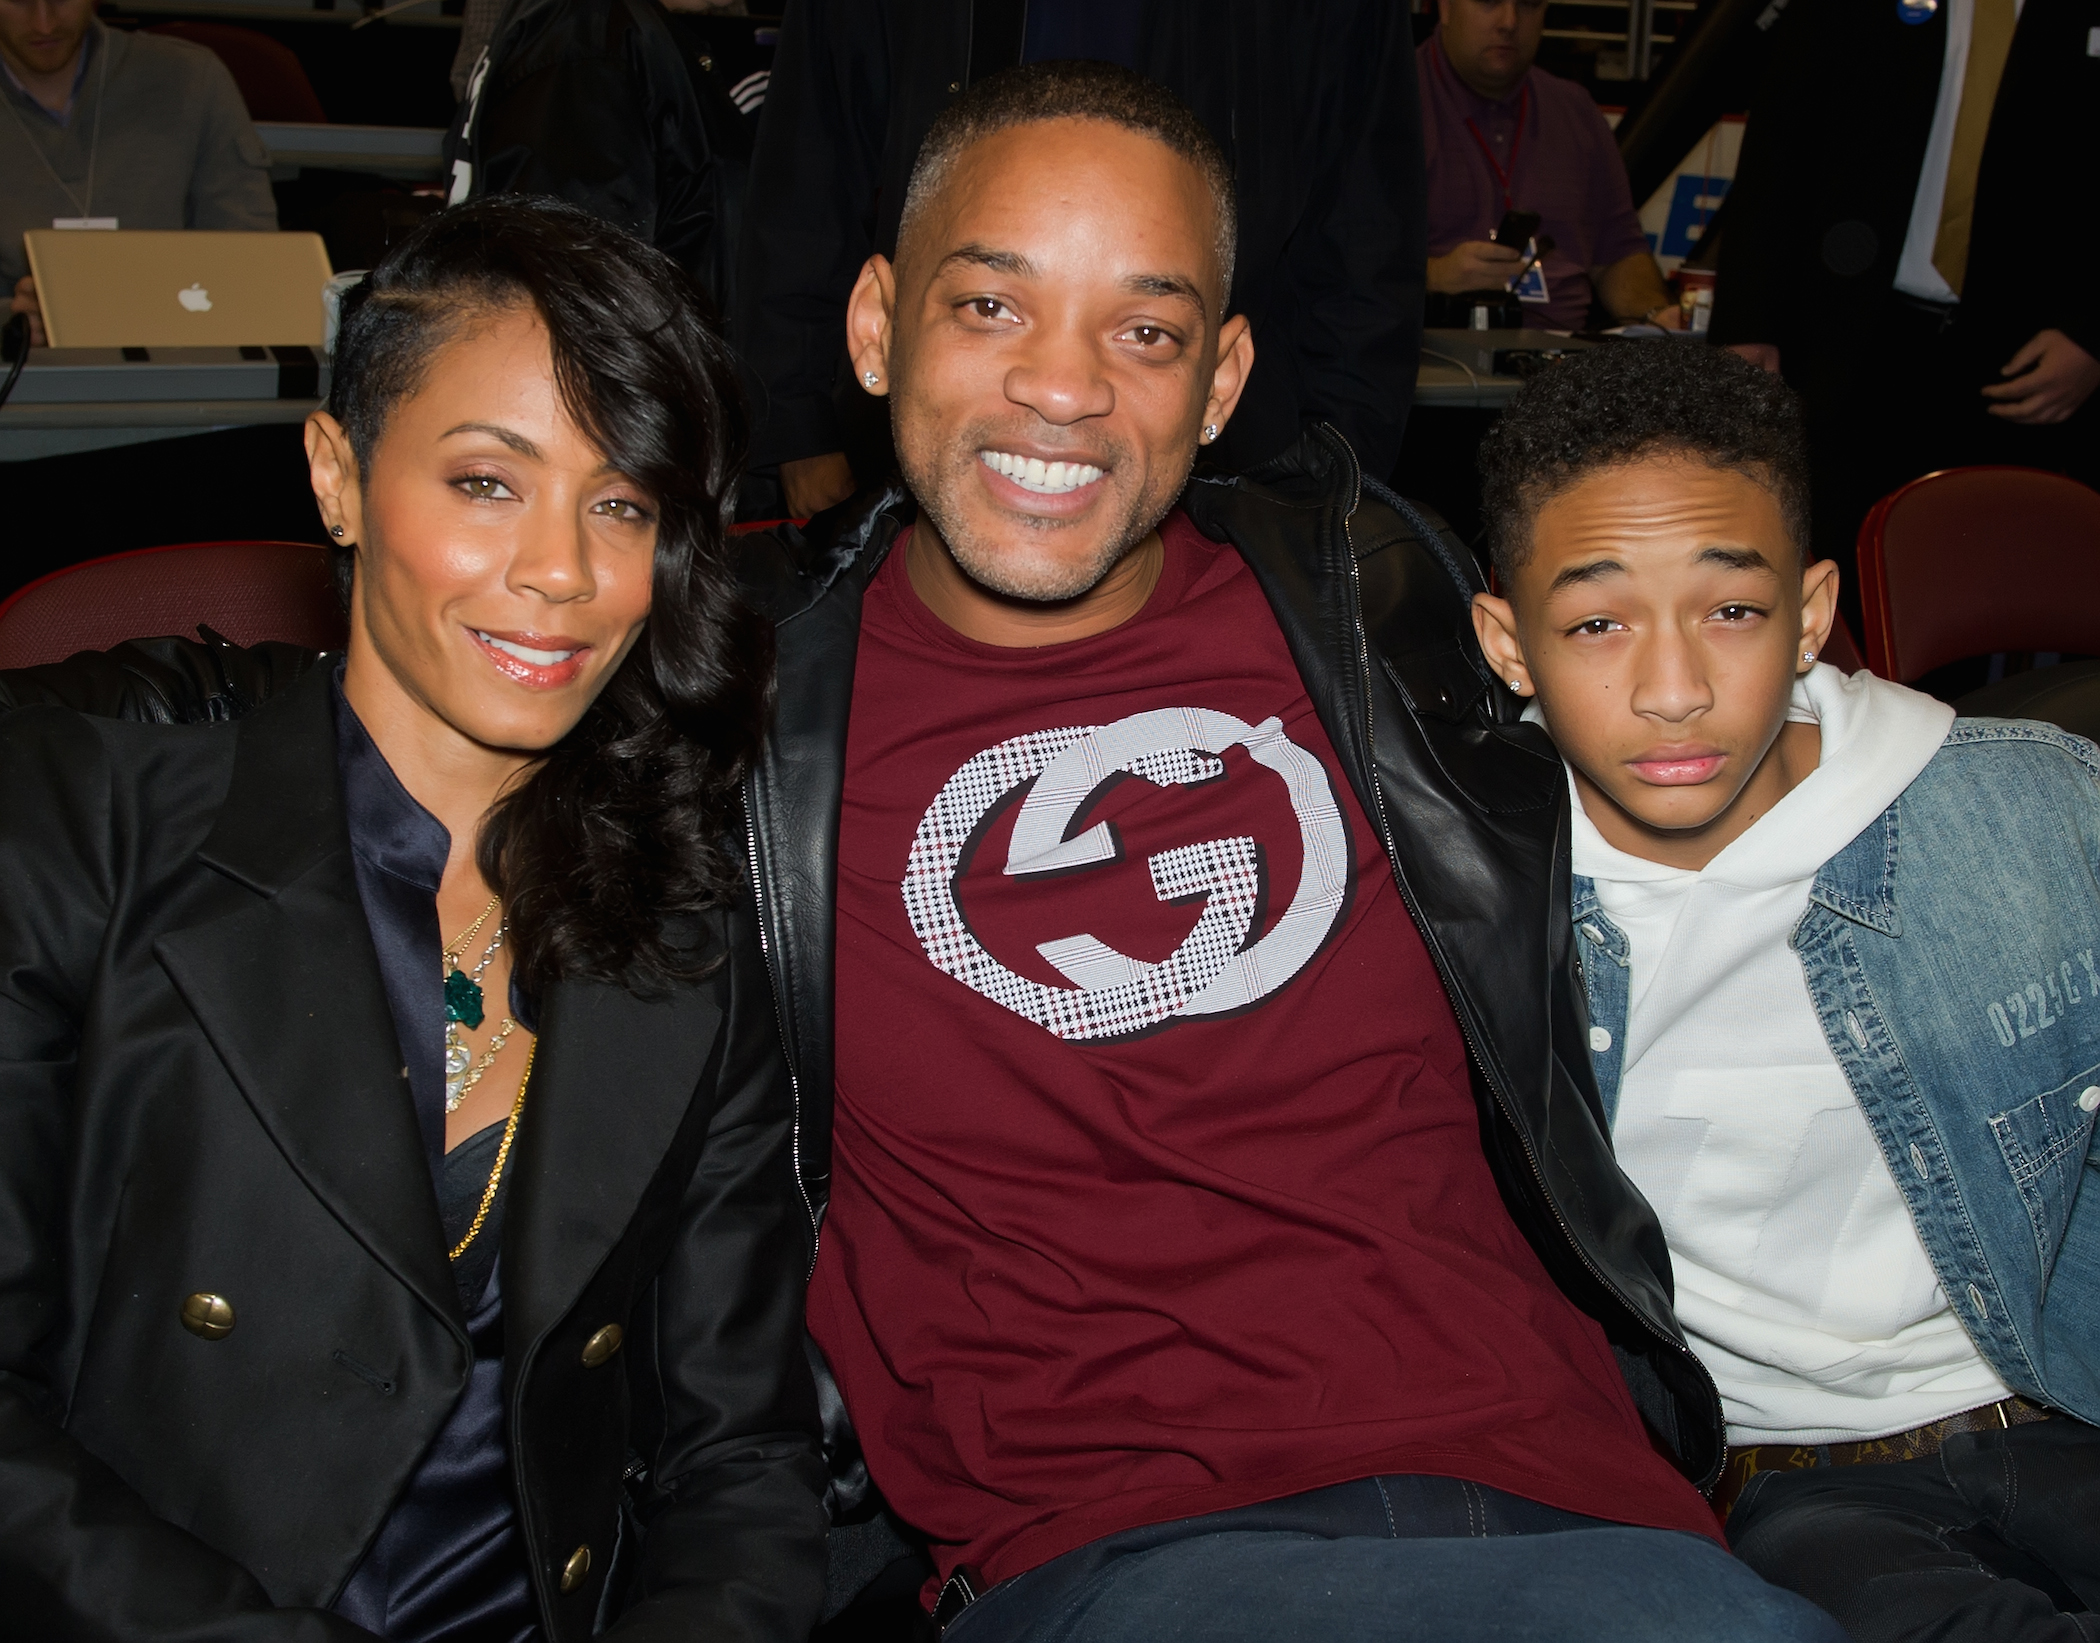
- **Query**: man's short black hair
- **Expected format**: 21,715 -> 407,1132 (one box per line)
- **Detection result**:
898,59 -> 1238,299
1477,342 -> 1812,585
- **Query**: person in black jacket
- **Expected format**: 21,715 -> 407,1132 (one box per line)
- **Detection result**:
0,198 -> 826,1640
443,0 -> 743,310
1710,0 -> 2099,584
732,63 -> 1842,1642
734,0 -> 1426,518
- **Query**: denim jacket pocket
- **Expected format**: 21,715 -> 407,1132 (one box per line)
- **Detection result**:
1988,1058 -> 2100,1286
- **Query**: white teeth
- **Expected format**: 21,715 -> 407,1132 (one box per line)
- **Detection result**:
477,631 -> 575,666
979,449 -> 1105,494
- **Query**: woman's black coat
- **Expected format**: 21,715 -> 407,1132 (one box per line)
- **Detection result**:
0,666 -> 828,1639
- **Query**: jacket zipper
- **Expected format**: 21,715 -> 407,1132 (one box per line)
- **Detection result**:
1332,445 -> 1726,1485
746,809 -> 820,1273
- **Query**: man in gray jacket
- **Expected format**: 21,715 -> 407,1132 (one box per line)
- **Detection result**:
3,0 -> 276,342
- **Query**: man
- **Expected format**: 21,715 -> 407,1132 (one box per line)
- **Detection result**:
3,0 -> 275,344
741,60 -> 1842,1641
1712,0 -> 2099,579
1471,340 -> 2100,1642
1421,0 -> 1678,331
731,0 -> 1424,517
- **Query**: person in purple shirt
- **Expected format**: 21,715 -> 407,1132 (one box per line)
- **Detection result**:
1420,0 -> 1678,332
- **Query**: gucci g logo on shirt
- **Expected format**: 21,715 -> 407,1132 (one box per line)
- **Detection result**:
903,707 -> 1351,1041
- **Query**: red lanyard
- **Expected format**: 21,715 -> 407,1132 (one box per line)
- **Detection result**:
1462,80 -> 1530,213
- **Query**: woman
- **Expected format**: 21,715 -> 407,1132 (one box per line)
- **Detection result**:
0,198 -> 826,1640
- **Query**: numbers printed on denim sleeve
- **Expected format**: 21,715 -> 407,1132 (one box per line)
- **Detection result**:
1989,949 -> 2100,1047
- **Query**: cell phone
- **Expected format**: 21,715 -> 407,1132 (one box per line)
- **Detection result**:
1492,209 -> 1541,249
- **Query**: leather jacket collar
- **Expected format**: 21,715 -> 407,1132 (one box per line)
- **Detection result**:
740,429 -> 1725,1489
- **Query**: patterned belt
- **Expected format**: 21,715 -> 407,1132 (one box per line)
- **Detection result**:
1713,1395 -> 2055,1520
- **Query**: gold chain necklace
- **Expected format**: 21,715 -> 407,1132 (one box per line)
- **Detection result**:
443,897 -> 500,966
450,1036 -> 533,1262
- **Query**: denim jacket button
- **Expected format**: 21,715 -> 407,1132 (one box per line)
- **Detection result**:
1589,1026 -> 1612,1052
2079,1086 -> 2100,1114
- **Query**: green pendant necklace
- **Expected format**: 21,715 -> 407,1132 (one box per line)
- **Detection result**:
443,897 -> 517,1112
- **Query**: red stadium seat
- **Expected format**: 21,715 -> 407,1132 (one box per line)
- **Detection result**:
1856,467 -> 2100,683
145,21 -> 327,124
0,541 -> 344,671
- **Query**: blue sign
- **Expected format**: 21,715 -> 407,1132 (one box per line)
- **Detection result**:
1660,173 -> 1731,258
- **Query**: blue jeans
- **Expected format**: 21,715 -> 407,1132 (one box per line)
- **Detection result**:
943,1474 -> 1847,1643
1727,1420 -> 2100,1642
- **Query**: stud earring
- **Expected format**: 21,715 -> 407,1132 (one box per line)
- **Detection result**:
863,370 -> 880,386
330,525 -> 345,538
1202,423 -> 1219,442
1508,677 -> 1524,695
1802,649 -> 1816,663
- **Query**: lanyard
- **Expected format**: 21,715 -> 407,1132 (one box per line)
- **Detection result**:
1462,80 -> 1530,213
3,30 -> 107,220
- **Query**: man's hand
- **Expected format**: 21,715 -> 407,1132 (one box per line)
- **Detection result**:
9,275 -> 46,349
1983,329 -> 2100,425
1728,343 -> 1782,374
779,451 -> 857,518
1427,241 -> 1524,295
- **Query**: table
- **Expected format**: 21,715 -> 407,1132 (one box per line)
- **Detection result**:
255,121 -> 448,183
116,0 -> 460,27
1413,328 -> 1595,409
1,348 -> 329,461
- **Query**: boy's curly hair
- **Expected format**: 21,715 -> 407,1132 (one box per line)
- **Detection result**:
1478,342 -> 1812,585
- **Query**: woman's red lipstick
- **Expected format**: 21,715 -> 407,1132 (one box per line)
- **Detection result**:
468,627 -> 592,688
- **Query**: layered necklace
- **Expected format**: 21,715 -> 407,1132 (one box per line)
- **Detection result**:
443,896 -> 521,1114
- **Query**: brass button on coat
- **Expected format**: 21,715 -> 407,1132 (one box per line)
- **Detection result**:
559,1544 -> 591,1592
580,1324 -> 623,1368
180,1293 -> 234,1340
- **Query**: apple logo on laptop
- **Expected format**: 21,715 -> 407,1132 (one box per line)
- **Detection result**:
178,283 -> 213,313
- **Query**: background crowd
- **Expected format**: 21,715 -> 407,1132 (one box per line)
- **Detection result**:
3,0 -> 2094,607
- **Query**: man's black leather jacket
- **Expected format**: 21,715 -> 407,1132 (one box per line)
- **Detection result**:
738,428 -> 1725,1503
0,432 -> 1727,1507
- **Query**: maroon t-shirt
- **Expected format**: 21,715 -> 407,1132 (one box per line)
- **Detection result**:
813,514 -> 1718,1590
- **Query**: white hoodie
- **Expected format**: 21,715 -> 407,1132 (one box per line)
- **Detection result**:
1563,665 -> 2009,1445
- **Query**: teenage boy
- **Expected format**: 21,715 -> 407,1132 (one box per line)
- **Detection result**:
1471,341 -> 2100,1643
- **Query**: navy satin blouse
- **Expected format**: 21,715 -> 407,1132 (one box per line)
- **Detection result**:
329,670 -> 540,1643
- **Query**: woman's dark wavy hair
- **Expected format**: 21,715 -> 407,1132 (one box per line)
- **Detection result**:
326,195 -> 770,995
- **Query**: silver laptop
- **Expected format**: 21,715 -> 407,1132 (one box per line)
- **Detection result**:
24,229 -> 335,349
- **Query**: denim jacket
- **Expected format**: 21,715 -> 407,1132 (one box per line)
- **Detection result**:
1575,718 -> 2100,1423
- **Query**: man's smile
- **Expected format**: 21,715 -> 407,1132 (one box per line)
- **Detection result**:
978,448 -> 1107,495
